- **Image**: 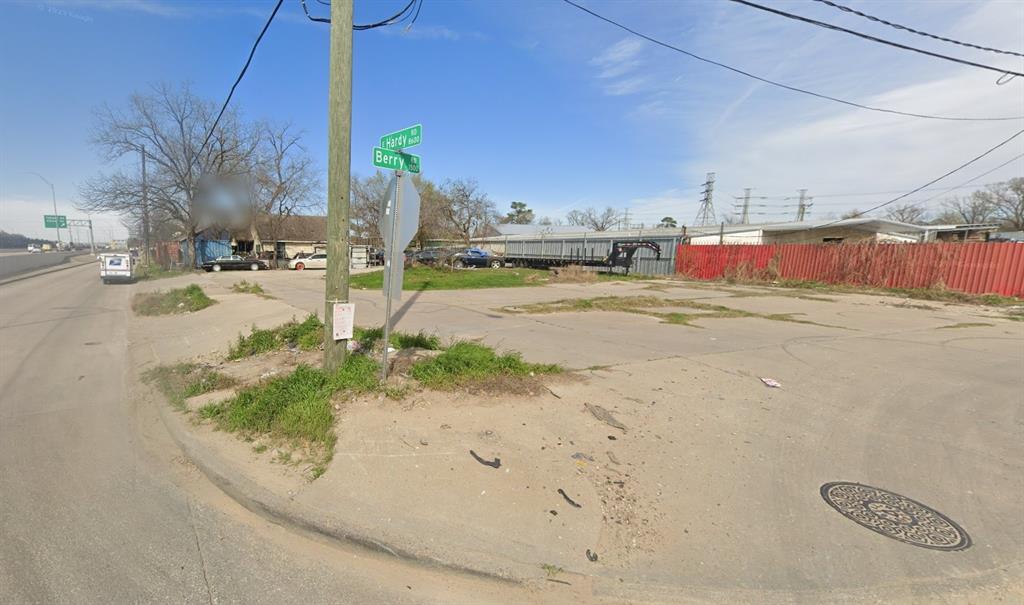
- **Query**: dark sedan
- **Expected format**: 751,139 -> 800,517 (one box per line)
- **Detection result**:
201,255 -> 268,272
449,248 -> 503,269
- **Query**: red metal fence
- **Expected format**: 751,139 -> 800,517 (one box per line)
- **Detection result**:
675,242 -> 1024,297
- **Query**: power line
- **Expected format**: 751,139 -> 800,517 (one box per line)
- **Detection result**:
811,0 -> 1024,58
727,0 -> 1023,78
198,0 -> 283,159
559,0 -> 1023,122
899,152 -> 1024,207
814,128 -> 1024,227
301,0 -> 421,28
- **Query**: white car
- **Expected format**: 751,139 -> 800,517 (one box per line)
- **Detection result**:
288,253 -> 327,270
27,246 -> 41,253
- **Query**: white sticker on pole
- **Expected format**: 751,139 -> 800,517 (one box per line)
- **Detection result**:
332,303 -> 354,341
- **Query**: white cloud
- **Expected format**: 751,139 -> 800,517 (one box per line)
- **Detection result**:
568,0 -> 1024,223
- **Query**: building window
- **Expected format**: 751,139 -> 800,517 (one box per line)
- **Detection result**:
822,237 -> 845,243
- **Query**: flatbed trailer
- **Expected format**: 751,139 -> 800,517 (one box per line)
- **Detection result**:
477,231 -> 683,275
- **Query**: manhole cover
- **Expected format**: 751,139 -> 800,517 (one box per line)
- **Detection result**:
820,482 -> 970,551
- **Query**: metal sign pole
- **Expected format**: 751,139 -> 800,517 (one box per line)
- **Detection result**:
381,168 -> 403,380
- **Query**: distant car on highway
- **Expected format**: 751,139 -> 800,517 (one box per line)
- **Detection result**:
27,245 -> 41,253
288,253 -> 327,271
201,255 -> 268,272
449,248 -> 503,269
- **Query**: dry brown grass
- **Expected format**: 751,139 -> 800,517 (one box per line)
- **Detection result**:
548,265 -> 598,283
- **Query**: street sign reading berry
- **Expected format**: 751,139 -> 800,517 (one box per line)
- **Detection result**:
379,124 -> 422,151
44,215 -> 67,228
372,147 -> 420,174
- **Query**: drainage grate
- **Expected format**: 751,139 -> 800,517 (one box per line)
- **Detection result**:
820,482 -> 971,551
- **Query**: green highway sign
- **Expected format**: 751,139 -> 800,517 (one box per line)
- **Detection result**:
379,124 -> 422,151
372,147 -> 421,174
44,215 -> 67,229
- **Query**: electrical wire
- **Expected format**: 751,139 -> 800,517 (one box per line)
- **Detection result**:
301,0 -> 420,29
898,151 -> 1024,207
198,0 -> 283,160
726,0 -> 1023,77
811,0 -> 1024,58
559,0 -> 1024,122
812,128 -> 1024,227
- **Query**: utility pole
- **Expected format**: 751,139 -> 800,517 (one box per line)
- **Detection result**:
323,0 -> 354,372
142,146 -> 151,266
740,188 -> 751,224
795,189 -> 810,221
621,208 -> 631,230
693,172 -> 716,227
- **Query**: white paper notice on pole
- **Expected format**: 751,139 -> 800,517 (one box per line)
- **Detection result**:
332,303 -> 354,341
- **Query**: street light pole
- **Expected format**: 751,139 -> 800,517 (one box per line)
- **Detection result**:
29,172 -> 61,247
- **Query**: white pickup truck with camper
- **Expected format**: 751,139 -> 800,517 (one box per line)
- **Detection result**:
99,253 -> 134,284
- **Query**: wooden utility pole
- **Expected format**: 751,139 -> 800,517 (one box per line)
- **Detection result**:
323,0 -> 354,371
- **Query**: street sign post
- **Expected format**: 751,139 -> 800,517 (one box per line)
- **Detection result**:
372,147 -> 420,174
44,215 -> 67,229
379,124 -> 422,151
373,124 -> 424,379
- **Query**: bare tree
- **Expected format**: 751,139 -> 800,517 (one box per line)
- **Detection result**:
840,208 -> 864,219
440,178 -> 497,241
977,178 -> 1024,230
565,206 -> 618,231
78,83 -> 259,266
350,171 -> 390,240
248,122 -> 320,265
884,203 -> 928,224
939,192 -> 996,224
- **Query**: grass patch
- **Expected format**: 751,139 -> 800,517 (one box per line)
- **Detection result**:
133,284 -> 216,316
937,322 -> 993,329
231,280 -> 272,298
136,264 -> 192,281
768,280 -> 1022,307
228,314 -> 324,359
1004,308 -> 1024,322
410,341 -> 561,389
350,266 -> 552,291
143,363 -> 237,410
503,295 -> 843,328
541,563 -> 564,577
352,326 -> 441,351
204,357 -> 379,448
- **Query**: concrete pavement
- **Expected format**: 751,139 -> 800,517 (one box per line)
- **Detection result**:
138,268 -> 1024,603
0,250 -> 83,281
0,263 -> 595,604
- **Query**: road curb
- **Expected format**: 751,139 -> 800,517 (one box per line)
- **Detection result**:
155,400 -> 530,585
0,254 -> 92,286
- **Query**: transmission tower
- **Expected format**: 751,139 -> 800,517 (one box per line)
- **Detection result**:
693,172 -> 716,227
740,188 -> 751,224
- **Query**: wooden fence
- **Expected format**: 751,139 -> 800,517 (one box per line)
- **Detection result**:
675,242 -> 1024,297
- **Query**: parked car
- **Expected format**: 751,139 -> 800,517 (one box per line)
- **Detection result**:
449,248 -> 504,269
201,255 -> 268,272
409,248 -> 444,266
288,253 -> 327,270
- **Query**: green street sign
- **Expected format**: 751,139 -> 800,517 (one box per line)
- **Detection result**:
372,147 -> 421,174
379,124 -> 422,151
44,215 -> 67,228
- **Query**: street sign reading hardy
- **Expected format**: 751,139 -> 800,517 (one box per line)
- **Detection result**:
379,124 -> 422,151
372,147 -> 421,174
44,215 -> 67,229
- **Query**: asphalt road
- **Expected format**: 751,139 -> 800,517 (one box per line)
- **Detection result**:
0,265 -> 544,604
0,250 -> 82,280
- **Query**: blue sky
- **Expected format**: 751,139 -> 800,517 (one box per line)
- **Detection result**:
1,0 -> 1022,240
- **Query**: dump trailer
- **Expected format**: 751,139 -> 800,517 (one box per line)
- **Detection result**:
482,231 -> 682,275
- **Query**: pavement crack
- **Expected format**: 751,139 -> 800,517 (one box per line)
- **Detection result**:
186,497 -> 215,605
